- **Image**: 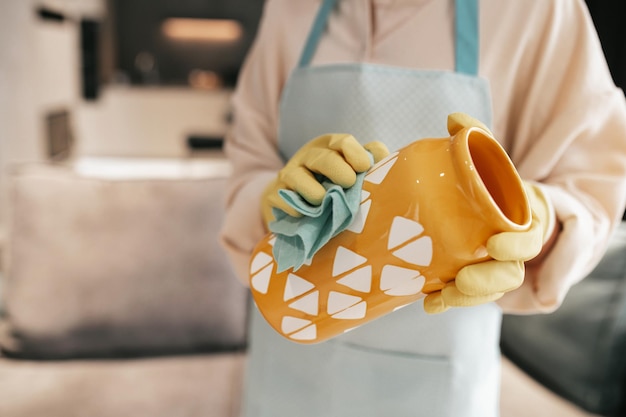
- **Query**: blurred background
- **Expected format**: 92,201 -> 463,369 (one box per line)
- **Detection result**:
0,0 -> 265,252
0,2 -> 264,415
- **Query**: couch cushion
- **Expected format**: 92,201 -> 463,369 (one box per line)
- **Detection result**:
501,222 -> 626,417
0,163 -> 248,359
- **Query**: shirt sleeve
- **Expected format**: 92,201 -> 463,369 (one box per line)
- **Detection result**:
219,1 -> 316,284
496,0 -> 626,313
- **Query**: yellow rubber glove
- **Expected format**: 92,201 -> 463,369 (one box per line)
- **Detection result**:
447,112 -> 492,136
424,180 -> 555,314
424,113 -> 556,314
262,133 -> 389,226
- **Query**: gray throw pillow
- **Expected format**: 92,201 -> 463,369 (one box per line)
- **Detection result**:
0,163 -> 248,359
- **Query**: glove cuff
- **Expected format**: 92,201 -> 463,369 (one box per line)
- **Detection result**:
524,181 -> 556,244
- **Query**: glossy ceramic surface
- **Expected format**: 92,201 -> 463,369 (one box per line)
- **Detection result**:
249,126 -> 531,344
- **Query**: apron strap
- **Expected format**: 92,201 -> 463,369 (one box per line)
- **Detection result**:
298,0 -> 339,68
299,0 -> 479,75
455,0 -> 479,75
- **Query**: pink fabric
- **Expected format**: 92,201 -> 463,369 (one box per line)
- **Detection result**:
220,0 -> 626,313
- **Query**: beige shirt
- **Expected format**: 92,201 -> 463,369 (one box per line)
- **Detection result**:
220,0 -> 626,313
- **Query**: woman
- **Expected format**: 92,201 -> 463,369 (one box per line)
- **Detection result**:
220,1 -> 626,416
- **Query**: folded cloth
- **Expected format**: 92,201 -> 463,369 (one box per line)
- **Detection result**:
269,169 -> 368,273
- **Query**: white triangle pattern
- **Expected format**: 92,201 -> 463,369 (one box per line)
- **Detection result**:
336,266 -> 372,293
289,324 -> 317,341
332,247 -> 367,277
327,291 -> 362,315
392,236 -> 433,266
365,154 -> 398,185
360,190 -> 371,203
250,252 -> 273,274
384,277 -> 425,296
281,316 -> 312,334
284,274 -> 315,301
251,263 -> 273,294
388,217 -> 425,250
380,265 -> 425,296
346,199 -> 371,234
332,301 -> 367,319
288,291 -> 319,316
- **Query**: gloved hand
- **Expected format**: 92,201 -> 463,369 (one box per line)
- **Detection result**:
423,180 -> 555,314
262,133 -> 389,225
423,112 -> 556,314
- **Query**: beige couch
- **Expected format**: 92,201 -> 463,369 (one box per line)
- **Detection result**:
0,160 -> 610,417
0,161 -> 249,417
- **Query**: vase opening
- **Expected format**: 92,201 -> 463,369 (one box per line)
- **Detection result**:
466,129 -> 531,228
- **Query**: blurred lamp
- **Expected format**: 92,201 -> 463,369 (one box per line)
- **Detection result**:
161,18 -> 243,43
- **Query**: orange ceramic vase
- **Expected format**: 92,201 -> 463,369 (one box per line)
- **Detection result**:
249,125 -> 532,344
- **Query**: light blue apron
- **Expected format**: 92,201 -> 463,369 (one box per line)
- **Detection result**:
241,1 -> 502,416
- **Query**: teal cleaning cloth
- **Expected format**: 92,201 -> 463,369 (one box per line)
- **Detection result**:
269,170 -> 367,273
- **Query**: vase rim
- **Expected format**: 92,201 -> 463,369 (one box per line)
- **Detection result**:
453,126 -> 532,232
